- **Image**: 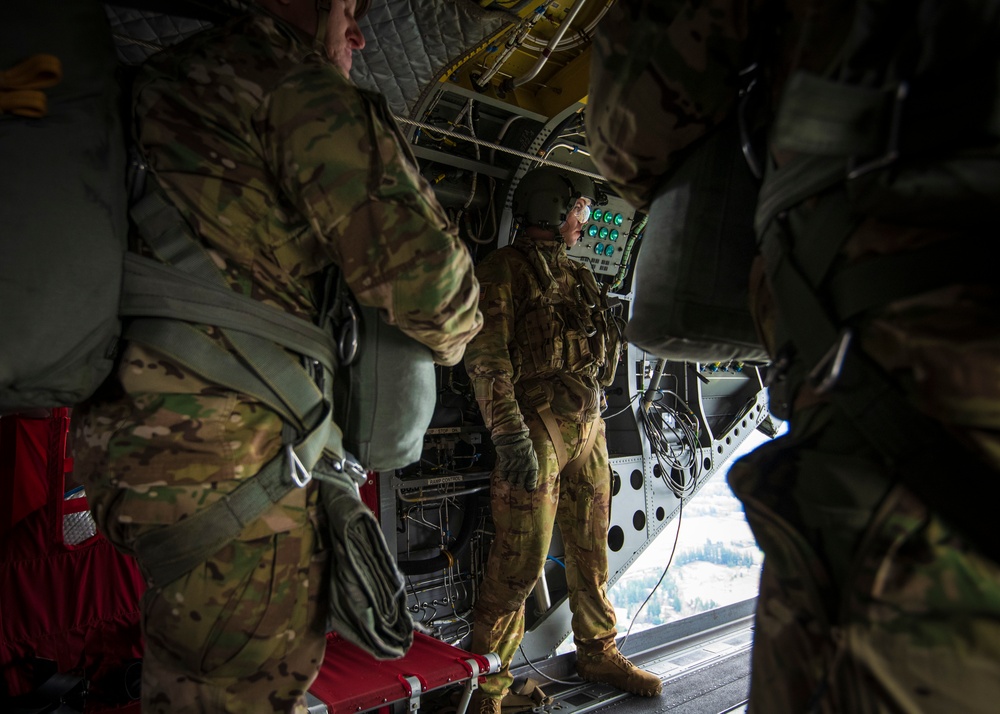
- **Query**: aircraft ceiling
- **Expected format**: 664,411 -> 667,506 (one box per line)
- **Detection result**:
104,0 -> 606,121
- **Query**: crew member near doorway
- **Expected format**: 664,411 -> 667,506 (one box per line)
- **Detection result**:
587,2 -> 1000,712
72,1 -> 482,712
464,167 -> 660,713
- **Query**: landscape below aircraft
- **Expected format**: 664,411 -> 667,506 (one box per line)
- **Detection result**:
1,1 -> 775,712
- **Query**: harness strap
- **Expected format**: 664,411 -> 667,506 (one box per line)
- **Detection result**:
563,418 -> 599,481
528,389 -> 599,479
121,186 -> 348,586
771,70 -> 902,157
534,401 -> 569,473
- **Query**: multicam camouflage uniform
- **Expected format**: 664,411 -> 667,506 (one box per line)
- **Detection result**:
589,1 -> 1000,712
465,236 -> 621,700
73,8 -> 481,714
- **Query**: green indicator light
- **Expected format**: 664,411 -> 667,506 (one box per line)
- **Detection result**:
604,213 -> 613,224
604,245 -> 615,257
588,224 -> 599,237
599,227 -> 609,239
610,229 -> 619,241
614,213 -> 624,225
594,243 -> 604,255
592,208 -> 603,221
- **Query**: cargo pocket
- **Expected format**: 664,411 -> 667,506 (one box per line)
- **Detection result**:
522,304 -> 563,373
572,481 -> 597,553
564,326 -> 594,374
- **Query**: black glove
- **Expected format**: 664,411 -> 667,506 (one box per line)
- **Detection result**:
492,431 -> 539,491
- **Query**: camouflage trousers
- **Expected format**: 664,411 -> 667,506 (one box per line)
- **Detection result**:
472,414 -> 617,699
72,345 -> 329,713
729,401 -> 1000,713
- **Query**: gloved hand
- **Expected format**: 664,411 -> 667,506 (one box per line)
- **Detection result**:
492,431 -> 539,491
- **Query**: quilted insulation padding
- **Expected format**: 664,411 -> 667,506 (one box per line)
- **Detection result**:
351,0 -> 511,115
104,0 -> 512,116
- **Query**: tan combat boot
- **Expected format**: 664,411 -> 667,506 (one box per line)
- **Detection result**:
467,689 -> 501,714
576,647 -> 663,697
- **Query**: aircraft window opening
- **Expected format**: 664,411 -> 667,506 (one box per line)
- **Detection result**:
608,525 -> 625,552
633,510 -> 646,531
630,470 -> 644,490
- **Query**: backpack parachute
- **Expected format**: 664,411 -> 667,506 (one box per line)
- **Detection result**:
0,0 -> 127,411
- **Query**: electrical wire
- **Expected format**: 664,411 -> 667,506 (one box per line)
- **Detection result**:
638,382 -> 702,499
602,392 -> 640,420
395,116 -> 606,181
618,499 -> 683,651
517,643 -> 581,686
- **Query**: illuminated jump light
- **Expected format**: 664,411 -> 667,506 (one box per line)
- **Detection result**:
592,208 -> 604,221
604,244 -> 615,257
614,212 -> 624,226
588,224 -> 599,237
609,229 -> 619,241
594,243 -> 605,255
599,226 -> 609,239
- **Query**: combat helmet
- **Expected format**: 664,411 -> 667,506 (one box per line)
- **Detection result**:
511,167 -> 595,229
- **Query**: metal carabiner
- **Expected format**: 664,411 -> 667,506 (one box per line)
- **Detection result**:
808,329 -> 854,395
287,444 -> 312,488
336,301 -> 359,366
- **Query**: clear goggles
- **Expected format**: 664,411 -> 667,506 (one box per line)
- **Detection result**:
571,199 -> 592,224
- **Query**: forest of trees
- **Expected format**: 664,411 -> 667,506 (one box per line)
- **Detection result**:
674,540 -> 755,568
608,540 -> 760,627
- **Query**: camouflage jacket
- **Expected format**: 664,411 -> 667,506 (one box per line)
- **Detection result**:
464,237 -> 620,435
132,10 -> 482,368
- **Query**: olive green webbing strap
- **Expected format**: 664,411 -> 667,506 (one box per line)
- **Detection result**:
130,416 -> 335,587
120,189 -> 346,585
757,169 -> 1000,564
534,401 -> 569,472
563,418 -> 599,481
531,399 -> 598,479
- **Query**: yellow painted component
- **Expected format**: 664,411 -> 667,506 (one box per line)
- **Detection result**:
537,46 -> 591,116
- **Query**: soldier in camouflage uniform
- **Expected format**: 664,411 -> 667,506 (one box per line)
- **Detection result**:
588,1 -> 1000,712
464,167 -> 661,714
72,0 -> 482,712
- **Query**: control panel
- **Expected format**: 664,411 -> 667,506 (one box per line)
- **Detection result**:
566,196 -> 639,277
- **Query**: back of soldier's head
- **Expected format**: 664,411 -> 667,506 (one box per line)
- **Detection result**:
512,167 -> 595,229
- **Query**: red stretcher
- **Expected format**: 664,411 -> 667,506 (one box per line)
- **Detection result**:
310,631 -> 500,714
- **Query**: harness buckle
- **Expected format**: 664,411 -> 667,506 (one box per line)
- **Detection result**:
847,82 -> 909,180
331,453 -> 368,489
808,329 -> 854,394
336,301 -> 359,366
286,444 -> 312,488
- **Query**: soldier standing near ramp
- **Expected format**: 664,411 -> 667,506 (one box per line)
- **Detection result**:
72,0 -> 482,712
465,167 -> 661,714
588,1 -> 1000,712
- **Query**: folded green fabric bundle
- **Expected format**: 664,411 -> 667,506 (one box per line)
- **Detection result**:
317,470 -> 413,660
